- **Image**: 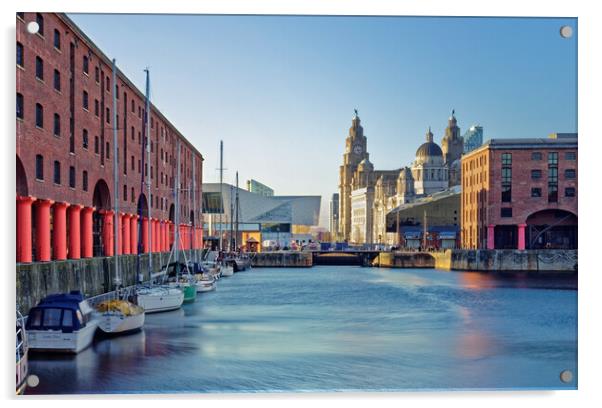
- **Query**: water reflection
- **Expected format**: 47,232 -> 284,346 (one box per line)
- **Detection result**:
27,266 -> 577,394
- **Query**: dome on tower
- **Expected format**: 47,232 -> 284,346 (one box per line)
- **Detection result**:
415,127 -> 443,159
416,142 -> 443,158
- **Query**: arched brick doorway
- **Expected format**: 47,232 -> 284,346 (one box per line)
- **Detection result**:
526,209 -> 577,249
16,155 -> 28,197
92,179 -> 111,256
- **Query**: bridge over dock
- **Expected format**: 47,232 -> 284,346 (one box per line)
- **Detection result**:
311,250 -> 380,266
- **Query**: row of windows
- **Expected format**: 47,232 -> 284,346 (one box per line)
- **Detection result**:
34,153 -> 179,211
17,95 -> 112,159
530,187 -> 575,198
18,13 -> 46,37
34,155 -> 87,190
503,151 -> 575,163
531,168 -> 575,180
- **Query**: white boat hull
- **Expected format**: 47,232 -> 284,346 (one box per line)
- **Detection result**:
136,287 -> 184,313
97,311 -> 145,334
27,320 -> 99,354
196,281 -> 217,293
221,266 -> 234,277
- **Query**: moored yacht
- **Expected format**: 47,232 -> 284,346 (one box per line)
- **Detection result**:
25,291 -> 99,354
133,285 -> 185,313
95,299 -> 145,334
195,273 -> 217,293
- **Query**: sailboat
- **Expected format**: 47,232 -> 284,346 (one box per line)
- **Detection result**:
96,58 -> 145,334
132,68 -> 184,313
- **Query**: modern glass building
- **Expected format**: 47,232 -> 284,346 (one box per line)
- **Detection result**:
463,125 -> 484,154
202,183 -> 320,249
246,179 -> 274,197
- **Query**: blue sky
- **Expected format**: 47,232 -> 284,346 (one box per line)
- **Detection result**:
68,14 -> 577,227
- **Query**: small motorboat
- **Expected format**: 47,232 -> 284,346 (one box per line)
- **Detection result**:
16,310 -> 28,394
95,298 -> 145,334
25,291 -> 99,354
220,263 -> 234,277
133,285 -> 184,313
195,273 -> 217,293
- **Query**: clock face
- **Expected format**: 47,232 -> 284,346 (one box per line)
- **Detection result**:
353,144 -> 363,155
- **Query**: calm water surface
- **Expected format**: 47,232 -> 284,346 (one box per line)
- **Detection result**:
27,266 -> 577,394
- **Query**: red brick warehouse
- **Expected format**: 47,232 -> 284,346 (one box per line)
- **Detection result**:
461,134 -> 577,250
16,12 -> 204,263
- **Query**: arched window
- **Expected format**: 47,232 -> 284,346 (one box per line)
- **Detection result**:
36,13 -> 44,36
83,91 -> 89,110
53,113 -> 60,136
16,93 -> 24,119
123,185 -> 127,201
53,160 -> 61,185
35,56 -> 44,80
69,166 -> 76,188
82,171 -> 88,191
35,103 -> 43,128
82,129 -> 89,149
35,155 -> 44,180
17,42 -> 24,67
53,69 -> 61,91
53,29 -> 61,50
83,55 -> 89,74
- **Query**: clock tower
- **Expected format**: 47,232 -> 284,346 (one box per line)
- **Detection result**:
339,110 -> 369,242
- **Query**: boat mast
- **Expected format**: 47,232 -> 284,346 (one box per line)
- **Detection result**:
235,171 -> 239,251
230,185 -> 234,251
144,68 -> 152,274
175,140 -> 181,265
423,210 -> 427,251
187,162 -> 192,261
111,58 -> 120,289
192,154 -> 197,263
219,140 -> 224,251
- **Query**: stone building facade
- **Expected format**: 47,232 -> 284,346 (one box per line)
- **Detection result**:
338,111 -> 466,244
16,13 -> 204,263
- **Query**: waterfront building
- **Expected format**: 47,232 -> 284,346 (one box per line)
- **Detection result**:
412,127 -> 450,195
202,183 -> 320,249
16,13 -> 204,264
338,110 -> 464,244
461,134 -> 578,250
463,125 -> 484,154
246,179 -> 274,197
329,193 -> 339,240
386,186 -> 461,249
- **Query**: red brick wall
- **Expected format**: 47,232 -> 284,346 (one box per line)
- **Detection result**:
461,143 -> 577,249
16,13 -> 203,225
487,148 -> 577,226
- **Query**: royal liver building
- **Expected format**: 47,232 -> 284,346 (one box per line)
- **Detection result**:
338,110 -> 465,244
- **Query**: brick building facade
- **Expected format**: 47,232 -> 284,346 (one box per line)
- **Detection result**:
461,134 -> 577,250
16,13 -> 204,263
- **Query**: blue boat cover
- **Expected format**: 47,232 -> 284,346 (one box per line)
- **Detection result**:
25,291 -> 85,332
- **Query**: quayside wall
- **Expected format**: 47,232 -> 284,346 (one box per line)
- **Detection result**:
251,252 -> 313,268
16,250 -> 205,314
378,249 -> 577,273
